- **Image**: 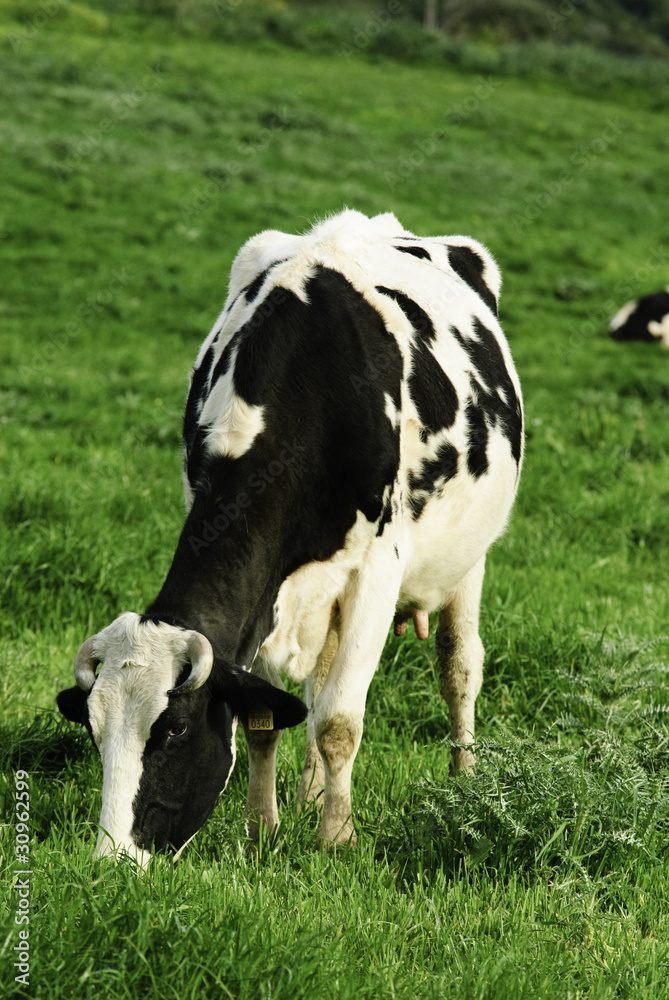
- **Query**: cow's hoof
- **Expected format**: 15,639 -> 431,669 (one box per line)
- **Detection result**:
450,747 -> 476,775
318,820 -> 357,849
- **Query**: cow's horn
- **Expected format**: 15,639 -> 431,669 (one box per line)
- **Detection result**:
170,632 -> 214,695
74,636 -> 100,692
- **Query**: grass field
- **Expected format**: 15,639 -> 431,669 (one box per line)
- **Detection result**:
2,6 -> 669,998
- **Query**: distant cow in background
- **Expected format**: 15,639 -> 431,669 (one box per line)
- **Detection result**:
57,209 -> 523,862
609,288 -> 669,347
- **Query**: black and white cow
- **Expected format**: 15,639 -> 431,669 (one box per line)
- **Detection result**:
609,288 -> 669,347
57,209 -> 523,862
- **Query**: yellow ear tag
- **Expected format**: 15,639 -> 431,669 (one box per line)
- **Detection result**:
248,707 -> 274,731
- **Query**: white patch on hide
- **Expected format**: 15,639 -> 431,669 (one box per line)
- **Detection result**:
609,299 -> 637,331
200,370 -> 265,459
648,312 -> 669,348
384,392 -> 401,430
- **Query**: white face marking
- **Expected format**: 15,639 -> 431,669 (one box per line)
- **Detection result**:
86,613 -> 194,860
89,663 -> 169,861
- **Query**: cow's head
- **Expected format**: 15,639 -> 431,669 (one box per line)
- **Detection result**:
57,612 -> 306,863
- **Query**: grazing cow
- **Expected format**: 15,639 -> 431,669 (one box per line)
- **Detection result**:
609,288 -> 669,347
57,209 -> 523,861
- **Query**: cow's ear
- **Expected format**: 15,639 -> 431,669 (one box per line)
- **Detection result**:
212,666 -> 307,731
56,686 -> 89,725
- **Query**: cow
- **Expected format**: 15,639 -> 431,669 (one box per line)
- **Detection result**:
57,209 -> 523,862
609,288 -> 669,347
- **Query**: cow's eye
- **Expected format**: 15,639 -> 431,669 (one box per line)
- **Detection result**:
168,722 -> 188,739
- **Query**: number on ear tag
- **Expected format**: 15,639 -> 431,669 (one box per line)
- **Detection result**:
248,707 -> 274,731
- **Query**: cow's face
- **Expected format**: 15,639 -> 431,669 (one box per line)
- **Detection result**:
57,612 -> 306,863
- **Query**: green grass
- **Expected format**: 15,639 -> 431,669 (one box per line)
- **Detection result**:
2,8 -> 669,999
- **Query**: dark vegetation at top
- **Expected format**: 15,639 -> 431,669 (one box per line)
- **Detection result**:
7,0 -> 669,105
80,0 -> 669,57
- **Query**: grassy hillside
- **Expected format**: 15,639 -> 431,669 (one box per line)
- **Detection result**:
1,9 -> 669,1000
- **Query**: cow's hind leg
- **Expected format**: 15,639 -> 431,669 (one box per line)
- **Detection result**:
437,555 -> 486,773
297,621 -> 339,805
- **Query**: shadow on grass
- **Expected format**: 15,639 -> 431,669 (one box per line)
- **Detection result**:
1,711 -> 93,775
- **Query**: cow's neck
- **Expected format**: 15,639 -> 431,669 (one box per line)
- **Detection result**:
144,493 -> 287,667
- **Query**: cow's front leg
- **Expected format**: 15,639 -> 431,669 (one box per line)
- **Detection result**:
314,554 -> 401,845
243,723 -> 283,842
242,660 -> 287,841
437,555 -> 486,774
